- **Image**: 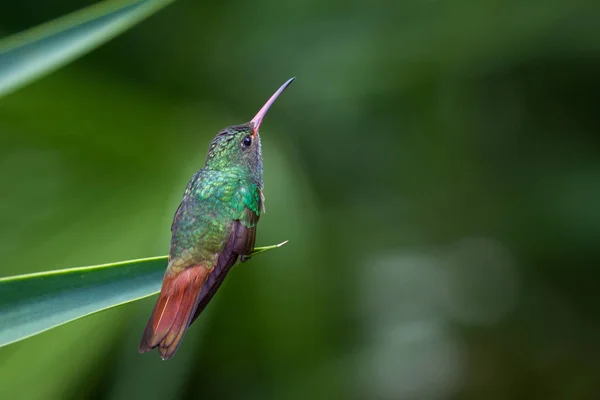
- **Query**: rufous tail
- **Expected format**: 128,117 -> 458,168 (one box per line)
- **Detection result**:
139,266 -> 209,360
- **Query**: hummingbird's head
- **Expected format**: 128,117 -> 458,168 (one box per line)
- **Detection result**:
204,78 -> 294,184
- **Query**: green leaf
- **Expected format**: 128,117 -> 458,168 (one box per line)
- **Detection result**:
0,242 -> 287,348
0,0 -> 174,98
0,256 -> 166,348
245,240 -> 289,258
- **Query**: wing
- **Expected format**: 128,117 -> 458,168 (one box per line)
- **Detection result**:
140,172 -> 262,359
139,206 -> 259,359
190,207 -> 258,324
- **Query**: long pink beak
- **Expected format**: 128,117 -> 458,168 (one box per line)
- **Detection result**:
250,77 -> 295,136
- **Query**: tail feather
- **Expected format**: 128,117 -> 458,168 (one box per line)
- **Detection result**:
139,265 -> 210,360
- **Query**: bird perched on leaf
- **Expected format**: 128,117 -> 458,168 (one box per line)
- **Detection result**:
139,78 -> 295,360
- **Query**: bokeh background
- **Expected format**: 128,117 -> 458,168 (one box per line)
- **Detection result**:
1,0 -> 600,399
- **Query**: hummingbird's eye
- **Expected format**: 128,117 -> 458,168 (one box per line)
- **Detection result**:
242,135 -> 252,147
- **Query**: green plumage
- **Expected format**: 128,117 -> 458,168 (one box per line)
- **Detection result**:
139,77 -> 293,360
167,123 -> 263,271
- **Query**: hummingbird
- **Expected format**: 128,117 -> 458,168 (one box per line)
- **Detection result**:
139,78 -> 295,360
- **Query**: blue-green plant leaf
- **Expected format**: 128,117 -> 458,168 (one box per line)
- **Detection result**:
0,242 -> 287,347
0,0 -> 174,98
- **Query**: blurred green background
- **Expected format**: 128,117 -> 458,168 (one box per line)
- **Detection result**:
1,0 -> 600,399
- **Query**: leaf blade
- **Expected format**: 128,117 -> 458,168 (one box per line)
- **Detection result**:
0,243 -> 286,347
0,256 -> 167,347
0,0 -> 174,98
249,240 -> 289,257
